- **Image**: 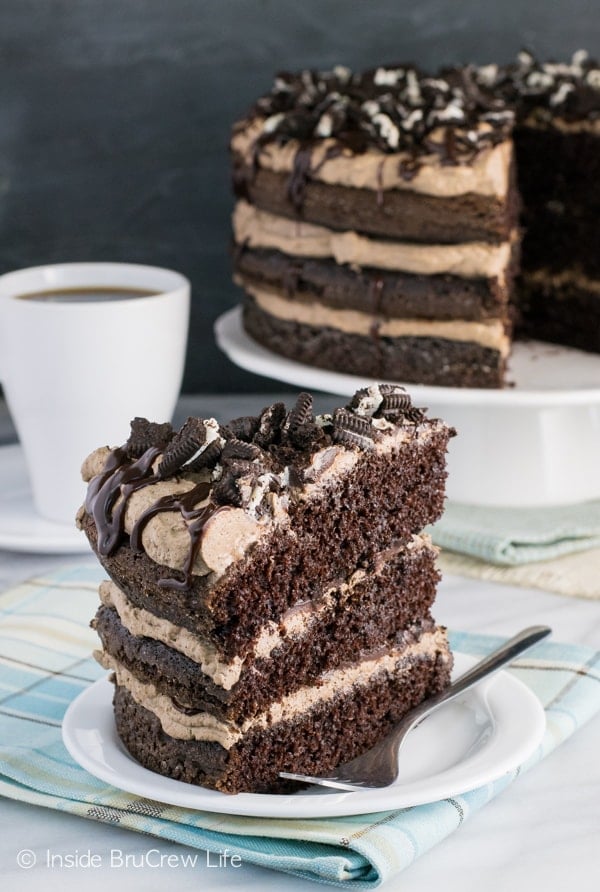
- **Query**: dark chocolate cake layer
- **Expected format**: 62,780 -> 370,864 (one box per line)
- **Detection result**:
92,539 -> 439,722
233,161 -> 518,244
111,629 -> 452,794
79,389 -> 454,659
244,296 -> 506,388
518,270 -> 600,352
515,125 -> 600,279
235,247 -> 512,322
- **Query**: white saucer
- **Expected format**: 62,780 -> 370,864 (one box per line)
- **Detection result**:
0,444 -> 90,554
62,653 -> 546,819
215,307 -> 600,506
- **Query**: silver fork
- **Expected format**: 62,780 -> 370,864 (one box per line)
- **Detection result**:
279,624 -> 551,791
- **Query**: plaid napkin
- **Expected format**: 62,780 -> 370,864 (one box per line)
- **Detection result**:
429,499 -> 600,565
1,565 -> 599,889
437,546 -> 600,600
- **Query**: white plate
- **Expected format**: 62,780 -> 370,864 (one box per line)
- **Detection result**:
0,444 -> 90,554
215,307 -> 600,506
62,653 -> 546,818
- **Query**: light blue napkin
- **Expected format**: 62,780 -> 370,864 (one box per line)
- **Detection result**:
429,499 -> 600,565
0,565 -> 599,888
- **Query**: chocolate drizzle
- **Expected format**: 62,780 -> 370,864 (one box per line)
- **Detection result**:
288,145 -> 314,213
129,483 -> 225,591
86,448 -> 226,592
375,158 -> 386,207
88,447 -> 161,556
369,275 -> 385,315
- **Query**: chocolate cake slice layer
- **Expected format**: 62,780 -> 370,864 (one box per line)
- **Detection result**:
92,533 -> 440,721
109,624 -> 452,794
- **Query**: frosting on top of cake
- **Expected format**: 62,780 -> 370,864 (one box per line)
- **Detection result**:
78,387 -> 451,591
237,63 -> 513,167
238,51 -> 599,164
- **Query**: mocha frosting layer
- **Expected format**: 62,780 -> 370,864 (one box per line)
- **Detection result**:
233,201 -> 514,280
243,282 -> 511,356
98,626 -> 450,748
98,533 -> 436,691
523,267 -> 600,294
232,116 -> 513,199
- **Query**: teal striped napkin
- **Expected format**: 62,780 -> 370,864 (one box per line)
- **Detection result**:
1,565 -> 599,889
430,499 -> 600,565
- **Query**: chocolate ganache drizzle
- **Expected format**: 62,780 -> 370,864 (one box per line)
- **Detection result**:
83,387 -> 429,592
129,484 -> 227,592
235,63 -> 514,199
85,446 -> 161,555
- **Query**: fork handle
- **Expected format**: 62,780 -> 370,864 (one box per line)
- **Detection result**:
411,624 -> 551,725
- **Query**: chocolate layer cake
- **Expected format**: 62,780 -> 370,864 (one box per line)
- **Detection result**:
231,52 -> 600,386
231,65 -> 518,388
79,386 -> 454,793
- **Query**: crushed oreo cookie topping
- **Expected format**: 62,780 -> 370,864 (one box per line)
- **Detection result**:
212,473 -> 244,508
225,415 -> 260,442
332,408 -> 376,451
222,438 -> 262,462
158,418 -> 208,478
255,402 -> 287,448
379,389 -> 413,416
287,391 -> 319,448
246,63 -> 514,167
125,418 -> 174,459
184,439 -> 223,472
288,391 -> 313,429
403,406 -> 427,423
472,49 -> 600,121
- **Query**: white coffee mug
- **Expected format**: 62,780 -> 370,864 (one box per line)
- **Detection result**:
0,262 -> 190,525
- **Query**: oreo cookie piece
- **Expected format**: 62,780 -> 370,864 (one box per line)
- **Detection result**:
125,418 -> 174,459
158,418 -> 208,478
332,408 -> 376,451
255,402 -> 287,448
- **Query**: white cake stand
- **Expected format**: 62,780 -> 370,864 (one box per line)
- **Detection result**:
215,306 -> 600,507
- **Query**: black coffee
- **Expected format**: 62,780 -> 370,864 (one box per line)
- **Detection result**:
17,287 -> 158,303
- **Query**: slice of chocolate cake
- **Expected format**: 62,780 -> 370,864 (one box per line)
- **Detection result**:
231,66 -> 518,388
78,387 -> 455,793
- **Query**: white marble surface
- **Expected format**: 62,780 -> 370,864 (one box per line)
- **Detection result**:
0,395 -> 599,892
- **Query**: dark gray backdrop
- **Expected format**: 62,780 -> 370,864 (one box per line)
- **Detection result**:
2,0 -> 599,392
